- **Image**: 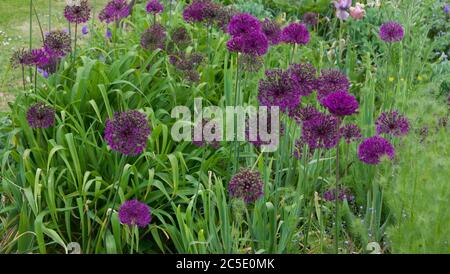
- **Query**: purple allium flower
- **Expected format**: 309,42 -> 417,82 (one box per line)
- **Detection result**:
82,25 -> 89,35
146,0 -> 164,15
182,0 -> 220,24
379,21 -> 405,43
323,188 -> 354,202
215,5 -> 238,32
445,3 -> 450,14
43,30 -> 72,57
316,68 -> 350,100
184,70 -> 201,83
228,168 -> 264,204
280,23 -> 310,45
340,124 -> 362,144
240,54 -> 263,73
118,200 -> 151,228
321,90 -> 359,116
375,111 -> 410,137
302,112 -> 340,149
302,12 -> 319,27
258,69 -> 301,112
170,27 -> 191,48
10,49 -> 34,68
26,102 -> 55,129
227,13 -> 262,37
289,104 -> 321,124
30,48 -> 51,68
64,0 -> 91,24
333,0 -> 352,21
104,110 -> 151,156
99,0 -> 130,23
288,63 -> 317,96
226,31 -> 269,56
141,23 -> 167,50
358,136 -> 395,165
261,18 -> 282,45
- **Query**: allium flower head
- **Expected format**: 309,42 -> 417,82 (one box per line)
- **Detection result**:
280,23 -> 310,45
64,0 -> 91,24
302,12 -> 319,27
240,54 -> 263,73
289,104 -> 321,124
26,102 -> 55,129
261,19 -> 282,45
183,0 -> 220,24
379,21 -> 405,43
340,124 -> 362,144
215,6 -> 237,32
44,30 -> 72,57
358,136 -> 395,165
30,48 -> 51,68
99,0 -> 130,23
170,27 -> 191,49
302,112 -> 340,149
288,63 -> 317,96
316,68 -> 350,100
322,90 -> 359,116
141,23 -> 167,50
104,110 -> 151,156
228,169 -> 264,204
323,188 -> 354,202
10,49 -> 34,68
375,111 -> 410,137
118,200 -> 151,227
146,0 -> 164,15
226,31 -> 269,56
258,69 -> 301,112
227,13 -> 262,37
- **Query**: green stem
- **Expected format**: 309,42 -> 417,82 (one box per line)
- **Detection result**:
334,122 -> 341,254
233,54 -> 241,173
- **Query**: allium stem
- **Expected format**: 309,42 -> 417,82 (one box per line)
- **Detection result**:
334,121 -> 341,254
74,23 -> 78,61
34,65 -> 38,95
233,54 -> 241,173
21,65 -> 26,91
32,1 -> 45,43
48,0 -> 51,32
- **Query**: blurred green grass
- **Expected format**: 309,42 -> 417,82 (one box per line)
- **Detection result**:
0,0 -> 108,111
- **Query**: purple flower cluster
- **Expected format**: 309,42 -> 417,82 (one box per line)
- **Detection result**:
169,52 -> 203,82
228,169 -> 264,204
379,21 -> 405,43
182,0 -> 220,24
64,0 -> 91,24
316,69 -> 350,100
99,0 -> 130,23
170,27 -> 191,49
26,102 -> 55,129
141,23 -> 167,50
303,12 -> 319,27
321,90 -> 359,117
375,111 -> 410,137
104,110 -> 151,156
280,23 -> 310,45
262,19 -> 282,45
287,63 -> 317,96
146,0 -> 164,15
118,200 -> 151,227
258,69 -> 300,112
227,13 -> 262,37
289,104 -> 321,124
302,112 -> 340,149
340,124 -> 362,144
323,188 -> 354,202
358,136 -> 395,165
226,31 -> 269,56
44,30 -> 72,58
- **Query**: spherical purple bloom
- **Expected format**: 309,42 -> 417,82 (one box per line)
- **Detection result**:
170,27 -> 191,48
182,0 -> 219,24
322,90 -> 359,116
258,69 -> 301,112
340,124 -> 362,144
303,12 -> 318,27
146,0 -> 164,15
10,49 -> 34,68
323,188 -> 354,202
43,30 -> 72,57
288,63 -> 317,96
81,25 -> 89,35
289,104 -> 321,124
379,21 -> 405,43
375,111 -> 410,137
64,0 -> 91,24
226,31 -> 269,56
261,18 -> 282,45
30,48 -> 51,68
141,23 -> 167,50
118,200 -> 151,228
99,0 -> 130,23
227,13 -> 262,37
358,136 -> 395,165
26,102 -> 55,129
302,112 -> 340,149
280,23 -> 310,45
104,110 -> 151,156
228,168 -> 264,204
316,68 -> 350,100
